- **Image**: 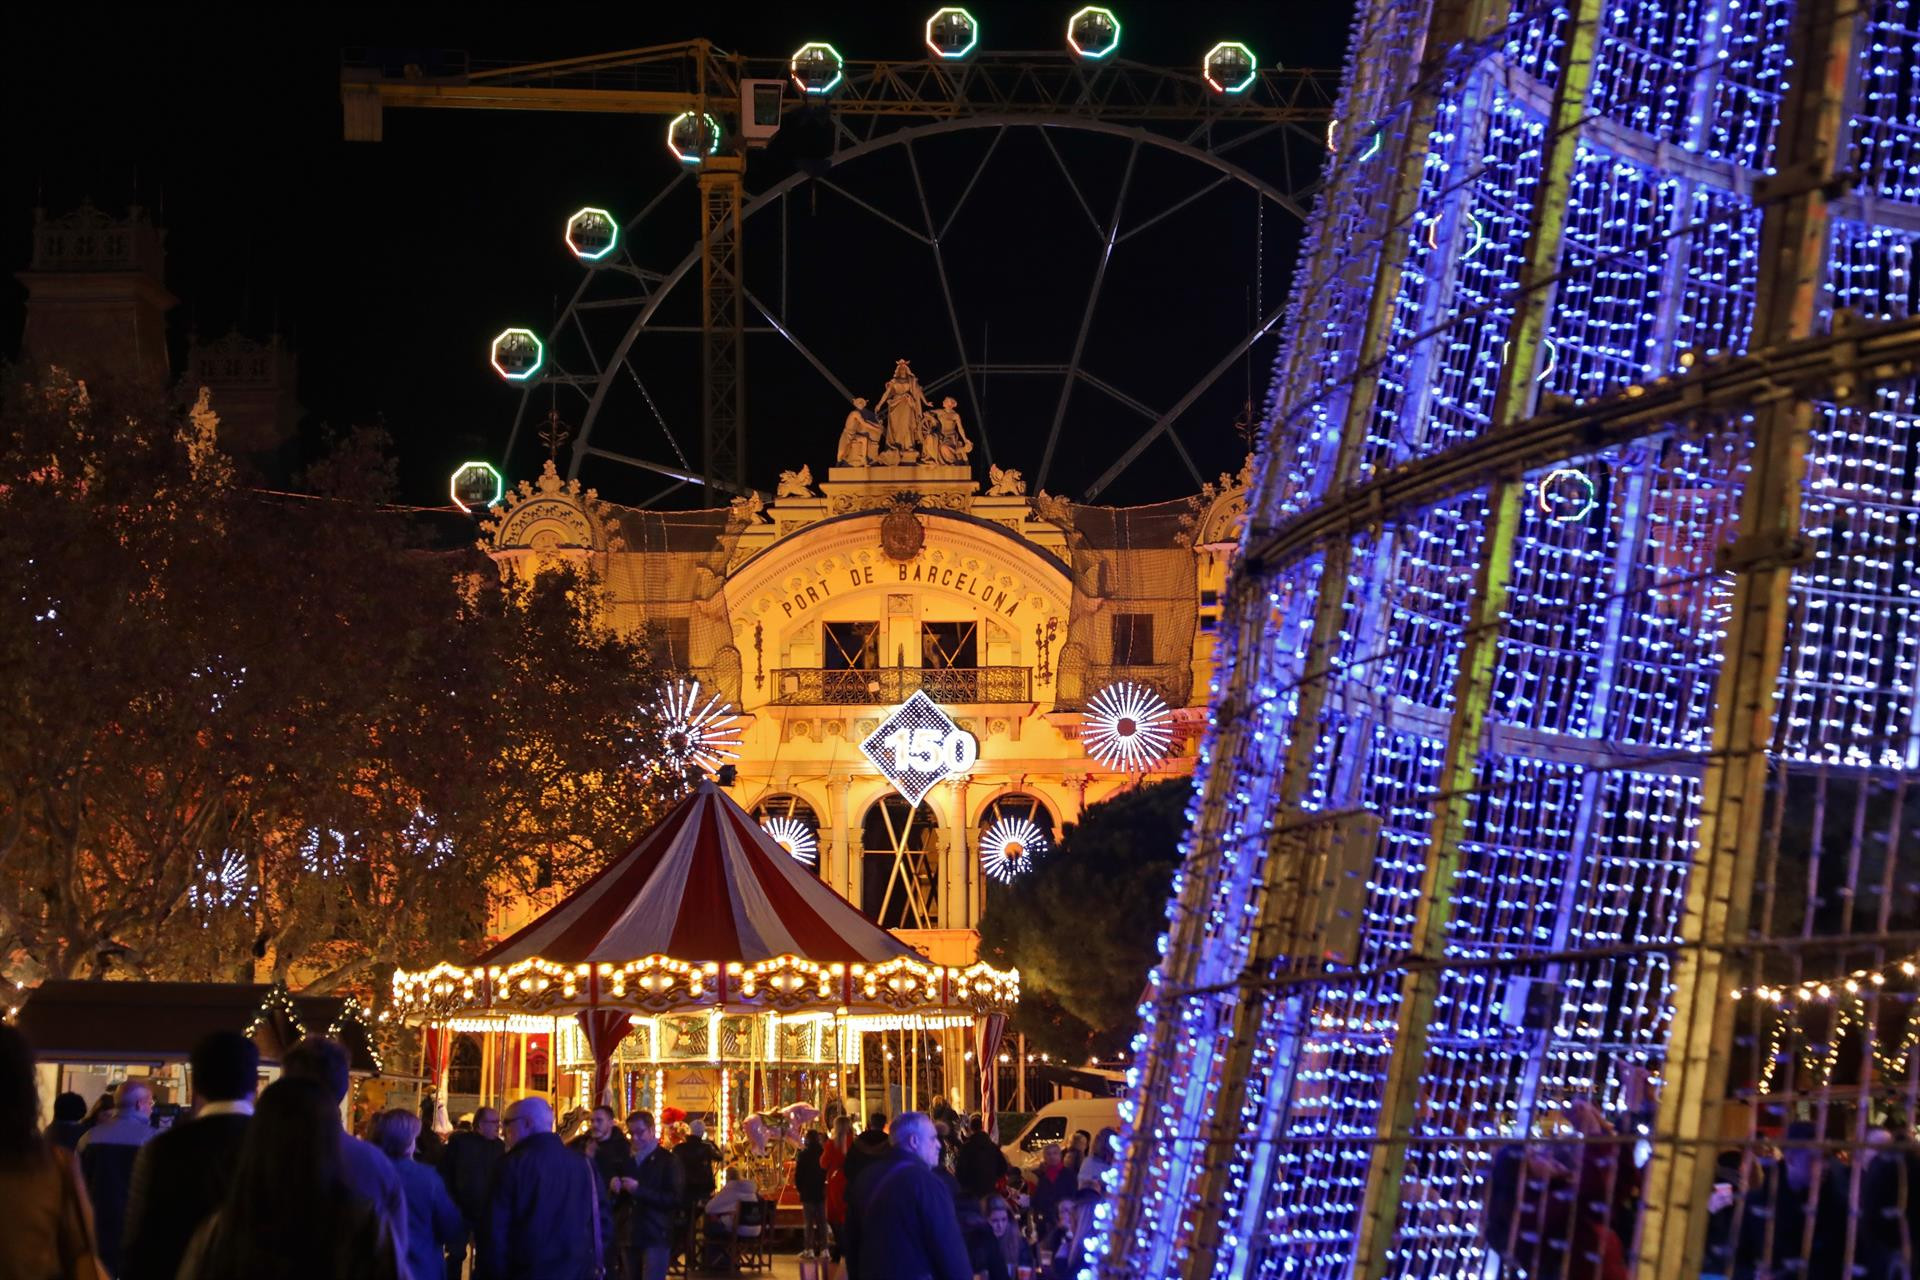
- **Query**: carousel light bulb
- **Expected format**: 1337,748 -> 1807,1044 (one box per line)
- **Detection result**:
761,816 -> 819,866
1083,680 -> 1174,769
981,817 -> 1047,882
657,679 -> 743,775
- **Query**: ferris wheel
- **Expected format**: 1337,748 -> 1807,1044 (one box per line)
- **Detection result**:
345,13 -> 1337,505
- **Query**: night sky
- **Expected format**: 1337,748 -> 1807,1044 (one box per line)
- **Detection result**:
4,3 -> 1353,509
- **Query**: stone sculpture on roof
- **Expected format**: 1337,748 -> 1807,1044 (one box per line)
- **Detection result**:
836,397 -> 882,467
874,359 -> 931,462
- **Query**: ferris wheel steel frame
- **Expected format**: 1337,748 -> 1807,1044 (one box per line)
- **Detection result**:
342,43 -> 1338,501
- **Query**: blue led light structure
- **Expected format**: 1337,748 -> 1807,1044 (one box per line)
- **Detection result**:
1095,1 -> 1920,1277
925,7 -> 979,60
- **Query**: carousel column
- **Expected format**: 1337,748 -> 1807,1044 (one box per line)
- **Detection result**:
826,777 -> 852,902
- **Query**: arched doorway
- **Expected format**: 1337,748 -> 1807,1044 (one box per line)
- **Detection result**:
750,793 -> 822,877
860,794 -> 942,929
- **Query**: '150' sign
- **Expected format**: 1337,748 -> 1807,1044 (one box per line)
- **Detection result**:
859,691 -> 978,805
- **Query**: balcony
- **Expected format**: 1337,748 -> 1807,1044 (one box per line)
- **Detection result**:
769,666 -> 1032,706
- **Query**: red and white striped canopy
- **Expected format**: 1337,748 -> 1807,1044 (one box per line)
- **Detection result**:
481,781 -> 914,968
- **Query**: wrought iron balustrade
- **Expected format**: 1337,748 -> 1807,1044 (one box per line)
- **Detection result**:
769,666 -> 1031,705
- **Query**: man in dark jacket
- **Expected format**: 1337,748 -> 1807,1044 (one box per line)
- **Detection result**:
842,1112 -> 971,1280
612,1110 -> 684,1280
442,1106 -> 506,1230
841,1111 -> 892,1193
485,1095 -> 604,1280
76,1077 -> 156,1275
120,1031 -> 258,1280
675,1118 -> 721,1207
956,1116 -> 1008,1196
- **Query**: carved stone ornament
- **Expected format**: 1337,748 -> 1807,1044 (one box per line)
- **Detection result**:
777,464 -> 815,498
880,495 -> 927,562
481,459 -> 626,555
1030,490 -> 1073,528
987,463 -> 1027,496
728,491 -> 767,527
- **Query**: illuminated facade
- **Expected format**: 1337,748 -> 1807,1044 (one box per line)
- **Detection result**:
480,392 -> 1248,966
1099,0 -> 1920,1278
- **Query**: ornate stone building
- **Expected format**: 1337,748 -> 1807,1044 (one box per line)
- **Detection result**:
481,378 -> 1248,963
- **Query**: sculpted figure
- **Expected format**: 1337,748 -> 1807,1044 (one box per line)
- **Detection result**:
777,464 -> 814,497
925,396 -> 973,466
987,463 -> 1026,496
874,360 -> 930,459
728,491 -> 766,525
836,398 -> 881,467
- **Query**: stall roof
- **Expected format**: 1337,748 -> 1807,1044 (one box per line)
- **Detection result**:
14,981 -> 380,1074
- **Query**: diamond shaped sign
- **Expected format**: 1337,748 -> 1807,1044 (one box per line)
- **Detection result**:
860,690 -> 978,806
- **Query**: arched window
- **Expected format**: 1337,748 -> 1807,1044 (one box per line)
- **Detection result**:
447,1036 -> 481,1096
978,793 -> 1059,892
860,795 -> 942,928
751,794 -> 822,876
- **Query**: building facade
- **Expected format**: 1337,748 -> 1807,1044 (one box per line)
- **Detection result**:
481,404 -> 1246,964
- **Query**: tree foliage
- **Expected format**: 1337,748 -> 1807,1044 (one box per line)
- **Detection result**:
978,776 -> 1192,1060
0,371 -> 682,994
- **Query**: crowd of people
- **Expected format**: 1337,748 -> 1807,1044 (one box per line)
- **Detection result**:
0,1020 -> 1123,1280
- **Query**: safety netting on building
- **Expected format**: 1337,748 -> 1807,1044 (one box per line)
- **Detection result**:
601,506 -> 744,703
1053,501 -> 1201,711
1097,0 -> 1920,1278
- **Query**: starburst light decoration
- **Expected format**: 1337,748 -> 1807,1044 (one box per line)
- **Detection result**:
1082,680 -> 1174,770
980,817 -> 1047,883
760,816 -> 819,866
659,679 -> 743,776
187,848 -> 256,916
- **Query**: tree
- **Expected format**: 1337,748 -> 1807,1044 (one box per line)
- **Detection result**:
0,370 -> 683,993
978,776 -> 1192,1060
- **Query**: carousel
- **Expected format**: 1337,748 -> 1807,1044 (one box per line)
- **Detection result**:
392,780 -> 1019,1151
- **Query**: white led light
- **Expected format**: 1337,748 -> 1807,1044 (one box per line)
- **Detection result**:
1083,681 -> 1174,769
981,817 -> 1047,882
659,679 -> 742,775
761,815 -> 819,866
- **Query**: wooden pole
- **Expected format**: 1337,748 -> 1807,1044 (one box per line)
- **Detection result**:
1016,1033 -> 1027,1113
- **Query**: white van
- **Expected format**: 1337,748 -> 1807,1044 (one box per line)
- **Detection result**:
1001,1098 -> 1123,1177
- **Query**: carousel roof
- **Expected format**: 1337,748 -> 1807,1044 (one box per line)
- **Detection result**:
482,780 -> 914,969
